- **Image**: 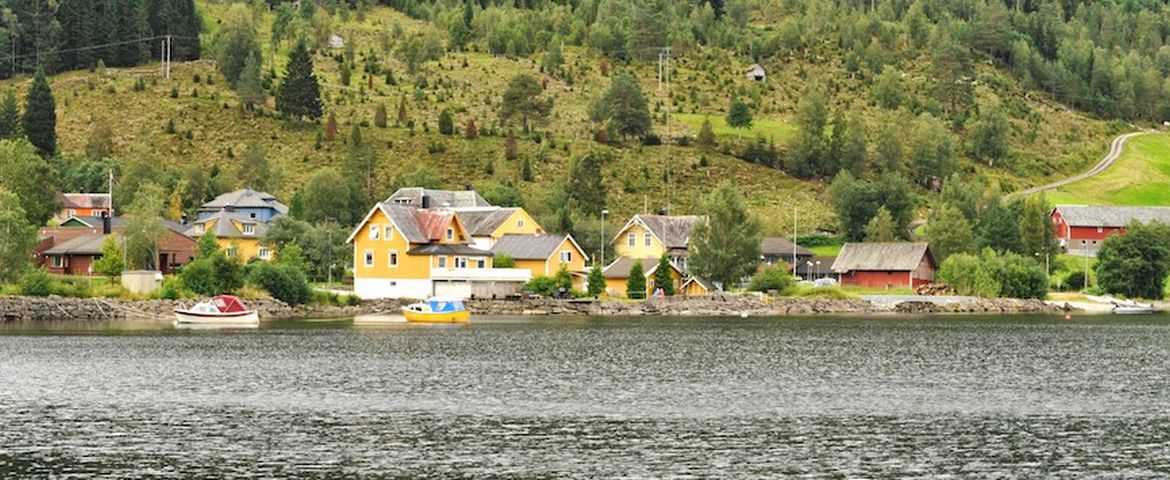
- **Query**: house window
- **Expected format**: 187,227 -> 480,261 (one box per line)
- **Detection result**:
226,247 -> 238,258
385,225 -> 393,240
92,211 -> 102,218
243,224 -> 255,235
369,224 -> 380,240
250,213 -> 257,219
67,209 -> 76,217
1097,227 -> 1103,233
364,249 -> 374,267
438,256 -> 448,268
518,220 -> 525,228
194,225 -> 204,235
388,250 -> 398,267
476,258 -> 486,268
455,257 -> 468,268
560,251 -> 572,263
446,228 -> 455,241
644,233 -> 652,246
51,256 -> 63,268
628,233 -> 636,246
258,246 -> 270,260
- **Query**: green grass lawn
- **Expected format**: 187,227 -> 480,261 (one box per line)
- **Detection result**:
806,245 -> 842,257
673,113 -> 797,143
1046,133 -> 1170,206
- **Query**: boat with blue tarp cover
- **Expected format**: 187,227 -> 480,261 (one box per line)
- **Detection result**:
401,297 -> 470,323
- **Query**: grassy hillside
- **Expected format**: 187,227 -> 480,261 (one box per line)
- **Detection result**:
6,2 -> 1140,239
1046,133 -> 1170,206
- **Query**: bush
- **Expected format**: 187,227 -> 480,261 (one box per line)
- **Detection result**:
494,254 -> 515,268
180,255 -> 244,296
640,133 -> 662,145
19,268 -> 54,297
438,109 -> 454,135
938,249 -> 1047,299
747,266 -> 795,295
155,277 -> 191,300
1065,271 -> 1086,291
249,263 -> 311,305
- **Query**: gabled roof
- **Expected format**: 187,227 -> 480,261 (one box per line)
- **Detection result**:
1053,205 -> 1170,228
615,214 -> 703,249
760,237 -> 813,257
347,203 -> 467,245
795,256 -> 837,275
491,233 -> 581,260
681,276 -> 715,292
602,257 -> 682,279
199,188 -> 288,215
459,208 -> 519,236
43,233 -> 115,255
407,243 -> 492,256
831,243 -> 931,273
385,187 -> 490,209
187,211 -> 268,239
60,193 -> 111,210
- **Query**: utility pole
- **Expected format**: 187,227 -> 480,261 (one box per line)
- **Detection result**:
166,35 -> 172,79
792,206 -> 797,275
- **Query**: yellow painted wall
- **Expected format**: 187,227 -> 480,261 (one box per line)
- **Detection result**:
683,280 -> 709,296
202,218 -> 274,261
489,209 -> 544,238
353,209 -> 432,280
613,223 -> 666,259
509,237 -> 586,278
606,267 -> 682,298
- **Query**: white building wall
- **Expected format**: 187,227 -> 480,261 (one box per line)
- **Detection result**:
354,278 -> 433,300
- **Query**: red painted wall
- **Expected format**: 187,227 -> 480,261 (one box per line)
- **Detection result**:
840,271 -> 913,289
1051,210 -> 1126,241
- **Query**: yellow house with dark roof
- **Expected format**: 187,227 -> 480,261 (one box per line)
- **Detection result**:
612,214 -> 702,272
602,257 -> 684,299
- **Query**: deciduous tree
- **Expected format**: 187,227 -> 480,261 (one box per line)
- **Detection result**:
689,181 -> 762,289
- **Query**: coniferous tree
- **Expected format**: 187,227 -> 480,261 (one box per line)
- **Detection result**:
726,98 -> 753,128
0,90 -> 20,139
589,73 -> 651,139
654,254 -> 675,296
697,116 -> 716,147
567,150 -> 608,216
499,74 -> 551,133
374,104 -> 388,128
521,156 -> 533,181
236,51 -> 266,109
23,68 -> 56,158
438,109 -> 454,135
784,90 -> 828,179
276,41 -> 323,121
213,3 -> 261,84
587,263 -> 605,297
626,261 -> 646,299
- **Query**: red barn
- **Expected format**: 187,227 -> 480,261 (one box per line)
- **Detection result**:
831,243 -> 936,289
1051,205 -> 1170,254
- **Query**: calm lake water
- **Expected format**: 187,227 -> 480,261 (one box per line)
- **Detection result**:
2,314 -> 1170,477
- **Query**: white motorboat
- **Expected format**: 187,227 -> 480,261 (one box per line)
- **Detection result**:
174,295 -> 260,326
1112,300 -> 1159,315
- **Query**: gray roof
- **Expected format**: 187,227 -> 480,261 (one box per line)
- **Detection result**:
61,193 -> 111,209
379,203 -> 428,244
603,257 -> 675,279
44,234 -> 114,255
459,208 -> 518,236
199,188 -> 288,215
761,237 -> 813,257
491,234 -> 572,260
831,243 -> 932,273
407,243 -> 492,256
386,187 -> 490,209
682,275 -> 715,291
186,211 -> 269,239
1055,205 -> 1170,228
795,256 -> 836,275
627,215 -> 702,249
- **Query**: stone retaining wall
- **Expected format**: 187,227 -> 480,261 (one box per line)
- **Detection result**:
0,294 -> 1069,323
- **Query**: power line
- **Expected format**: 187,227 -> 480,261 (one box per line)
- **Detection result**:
6,35 -> 199,62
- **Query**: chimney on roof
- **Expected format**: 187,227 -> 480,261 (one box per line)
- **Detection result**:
101,211 -> 111,234
421,195 -> 430,209
657,208 -> 668,216
181,213 -> 188,226
464,184 -> 473,191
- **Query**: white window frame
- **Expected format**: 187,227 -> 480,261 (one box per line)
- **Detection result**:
385,225 -> 393,240
243,224 -> 256,236
560,251 -> 572,263
438,256 -> 448,268
226,247 -> 238,258
388,250 -> 398,267
258,246 -> 270,260
67,209 -> 76,217
1097,226 -> 1103,233
369,224 -> 380,240
644,233 -> 652,246
446,228 -> 455,241
194,225 -> 204,235
518,219 -> 525,228
476,258 -> 486,268
51,255 -> 63,268
364,249 -> 374,267
455,257 -> 468,268
628,233 -> 636,246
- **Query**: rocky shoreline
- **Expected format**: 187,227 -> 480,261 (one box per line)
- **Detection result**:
0,295 -> 1071,323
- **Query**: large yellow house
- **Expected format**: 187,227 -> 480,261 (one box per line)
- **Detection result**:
187,211 -> 274,261
458,207 -> 544,250
491,233 -> 588,289
612,214 -> 702,272
602,257 -> 684,298
349,203 -> 530,299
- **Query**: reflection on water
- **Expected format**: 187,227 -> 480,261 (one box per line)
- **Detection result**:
2,315 -> 1169,477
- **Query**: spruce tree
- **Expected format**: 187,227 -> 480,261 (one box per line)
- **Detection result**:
276,41 -> 323,121
697,116 -> 716,147
0,90 -> 21,139
726,98 -> 753,128
589,73 -> 651,139
654,254 -> 675,296
438,109 -> 454,135
626,261 -> 646,299
23,68 -> 57,158
587,263 -> 605,297
236,51 -> 266,109
521,156 -> 533,181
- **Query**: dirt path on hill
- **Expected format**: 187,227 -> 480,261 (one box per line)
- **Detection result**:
1003,131 -> 1151,202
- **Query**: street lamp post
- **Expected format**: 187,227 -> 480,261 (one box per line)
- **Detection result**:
815,260 -> 821,278
1035,251 -> 1050,277
600,209 -> 609,267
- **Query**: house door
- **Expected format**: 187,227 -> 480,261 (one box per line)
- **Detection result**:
158,253 -> 170,273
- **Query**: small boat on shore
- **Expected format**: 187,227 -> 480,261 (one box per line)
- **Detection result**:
174,295 -> 260,327
1112,300 -> 1159,315
402,297 -> 470,323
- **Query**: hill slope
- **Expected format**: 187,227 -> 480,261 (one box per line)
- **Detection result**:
7,1 -> 1144,246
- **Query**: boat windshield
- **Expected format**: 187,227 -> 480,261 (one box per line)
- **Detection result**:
427,300 -> 464,312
